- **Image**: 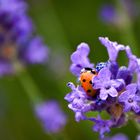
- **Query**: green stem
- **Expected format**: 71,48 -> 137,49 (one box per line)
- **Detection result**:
16,68 -> 42,105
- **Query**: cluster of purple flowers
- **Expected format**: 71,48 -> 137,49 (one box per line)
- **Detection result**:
35,100 -> 67,134
65,37 -> 140,138
0,0 -> 48,76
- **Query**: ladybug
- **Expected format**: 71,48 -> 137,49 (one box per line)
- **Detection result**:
80,68 -> 98,97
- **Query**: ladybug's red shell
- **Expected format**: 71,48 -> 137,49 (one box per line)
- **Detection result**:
80,69 -> 97,96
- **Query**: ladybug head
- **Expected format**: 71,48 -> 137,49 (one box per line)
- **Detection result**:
80,67 -> 97,74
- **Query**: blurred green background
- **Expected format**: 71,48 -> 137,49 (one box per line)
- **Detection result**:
1,0 -> 140,139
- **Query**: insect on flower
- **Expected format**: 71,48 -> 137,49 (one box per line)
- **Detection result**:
79,67 -> 98,96
65,37 -> 140,138
79,62 -> 107,97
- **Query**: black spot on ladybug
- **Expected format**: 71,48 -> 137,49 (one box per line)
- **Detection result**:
87,89 -> 91,93
89,80 -> 92,84
82,79 -> 86,82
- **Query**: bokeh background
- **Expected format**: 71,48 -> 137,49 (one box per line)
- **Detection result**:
1,0 -> 140,139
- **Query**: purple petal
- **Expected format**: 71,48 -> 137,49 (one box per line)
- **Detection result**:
126,83 -> 137,93
107,61 -> 119,78
110,79 -> 125,92
123,104 -> 131,112
35,100 -> 67,133
100,89 -> 108,100
92,76 -> 103,89
70,43 -> 94,76
77,43 -> 90,56
132,104 -> 140,113
67,82 -> 76,90
125,46 -> 138,73
99,37 -> 125,62
71,43 -> 90,63
75,112 -> 86,122
70,64 -> 83,76
97,67 -> 111,81
119,91 -> 129,102
117,66 -> 132,85
108,87 -> 118,97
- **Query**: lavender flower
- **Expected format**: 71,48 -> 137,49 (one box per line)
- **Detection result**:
70,43 -> 94,76
119,84 -> 140,113
0,0 -> 48,76
99,4 -> 118,24
23,37 -> 48,64
99,37 -> 125,62
65,82 -> 94,122
90,116 -> 112,138
35,100 -> 67,134
92,67 -> 124,100
102,133 -> 128,140
65,37 -> 140,138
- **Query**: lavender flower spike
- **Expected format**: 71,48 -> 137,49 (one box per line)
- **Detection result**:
0,0 -> 48,76
35,100 -> 67,134
70,43 -> 94,76
65,37 -> 140,138
99,37 -> 125,62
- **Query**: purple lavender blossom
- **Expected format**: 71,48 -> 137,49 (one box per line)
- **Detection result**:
65,37 -> 140,138
70,43 -> 94,76
0,0 -> 48,76
99,37 -> 125,62
119,83 -> 140,113
92,67 -> 124,100
23,37 -> 48,64
35,100 -> 67,134
90,116 -> 112,138
102,133 -> 128,140
99,4 -> 117,24
65,82 -> 94,122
